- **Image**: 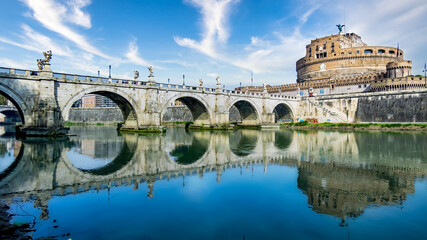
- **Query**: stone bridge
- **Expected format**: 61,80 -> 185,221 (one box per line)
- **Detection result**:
0,66 -> 298,136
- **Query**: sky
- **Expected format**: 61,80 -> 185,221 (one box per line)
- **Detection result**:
0,0 -> 426,89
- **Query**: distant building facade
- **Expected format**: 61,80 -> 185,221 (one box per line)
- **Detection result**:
81,94 -> 117,108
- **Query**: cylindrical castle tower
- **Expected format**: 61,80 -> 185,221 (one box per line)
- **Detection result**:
386,60 -> 412,78
296,33 -> 404,83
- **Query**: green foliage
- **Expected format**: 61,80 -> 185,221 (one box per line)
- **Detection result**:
0,95 -> 8,105
294,121 -> 309,126
173,121 -> 194,124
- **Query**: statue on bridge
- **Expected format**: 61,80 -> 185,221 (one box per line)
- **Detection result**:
148,66 -> 154,77
37,59 -> 43,70
43,50 -> 52,63
134,71 -> 139,80
36,50 -> 52,71
216,75 -> 221,88
199,78 -> 203,86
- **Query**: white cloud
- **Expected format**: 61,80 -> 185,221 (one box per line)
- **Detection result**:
66,0 -> 92,28
175,0 -> 313,76
21,0 -> 113,59
0,58 -> 32,69
0,24 -> 73,57
175,0 -> 239,58
125,39 -> 150,66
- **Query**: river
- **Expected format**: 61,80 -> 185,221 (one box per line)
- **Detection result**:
0,126 -> 426,239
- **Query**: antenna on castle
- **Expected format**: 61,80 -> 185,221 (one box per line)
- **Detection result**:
396,43 -> 399,58
344,6 -> 347,35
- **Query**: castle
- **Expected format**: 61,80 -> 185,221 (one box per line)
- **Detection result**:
237,29 -> 425,97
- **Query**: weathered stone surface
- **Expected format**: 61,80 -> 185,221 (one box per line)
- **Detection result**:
356,93 -> 427,122
69,107 -> 123,123
162,106 -> 192,122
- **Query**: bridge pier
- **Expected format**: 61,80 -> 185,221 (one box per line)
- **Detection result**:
119,76 -> 165,133
17,72 -> 69,137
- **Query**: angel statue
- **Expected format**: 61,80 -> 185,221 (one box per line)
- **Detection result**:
199,78 -> 203,86
134,71 -> 139,80
37,59 -> 43,70
216,75 -> 220,83
148,66 -> 154,77
43,50 -> 52,64
336,24 -> 345,34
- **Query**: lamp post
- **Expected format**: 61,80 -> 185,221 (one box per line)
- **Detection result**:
183,74 -> 185,86
423,62 -> 427,88
109,65 -> 111,78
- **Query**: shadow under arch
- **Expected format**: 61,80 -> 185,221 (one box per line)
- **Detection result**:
62,88 -> 139,128
229,130 -> 258,157
169,129 -> 210,165
229,100 -> 259,125
274,131 -> 293,150
162,95 -> 211,126
273,103 -> 294,123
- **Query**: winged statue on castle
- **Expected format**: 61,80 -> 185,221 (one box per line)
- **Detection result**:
336,24 -> 345,34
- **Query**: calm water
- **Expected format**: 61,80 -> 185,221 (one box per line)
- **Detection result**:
0,126 -> 426,239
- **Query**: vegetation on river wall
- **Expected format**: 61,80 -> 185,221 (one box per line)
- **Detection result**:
280,122 -> 427,131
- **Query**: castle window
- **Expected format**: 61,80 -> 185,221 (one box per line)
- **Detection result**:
364,49 -> 373,53
378,49 -> 385,53
323,44 -> 326,49
309,53 -> 311,57
357,50 -> 360,54
316,46 -> 319,51
331,43 -> 335,48
331,48 -> 335,53
389,50 -> 395,54
309,48 -> 312,53
316,53 -> 327,59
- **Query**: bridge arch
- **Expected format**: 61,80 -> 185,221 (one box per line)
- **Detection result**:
161,94 -> 212,126
228,99 -> 261,125
272,102 -> 294,123
0,84 -> 30,124
62,87 -> 139,128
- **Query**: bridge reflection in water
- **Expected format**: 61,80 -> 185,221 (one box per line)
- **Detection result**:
0,127 -> 426,238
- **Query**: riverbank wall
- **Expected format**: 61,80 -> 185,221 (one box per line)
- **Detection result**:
297,90 -> 427,123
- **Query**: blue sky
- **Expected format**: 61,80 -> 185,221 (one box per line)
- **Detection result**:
0,0 -> 426,88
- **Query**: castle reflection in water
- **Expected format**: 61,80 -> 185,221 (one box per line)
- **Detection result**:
0,126 -> 426,223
